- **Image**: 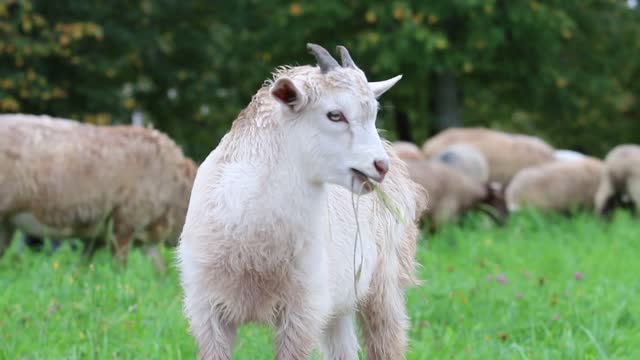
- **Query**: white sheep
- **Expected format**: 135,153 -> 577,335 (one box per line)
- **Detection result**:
391,141 -> 426,161
595,144 -> 640,214
0,113 -> 197,269
506,157 -> 604,212
432,143 -> 490,184
176,44 -> 427,360
422,127 -> 555,186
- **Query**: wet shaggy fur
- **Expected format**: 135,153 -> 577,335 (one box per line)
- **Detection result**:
506,157 -> 604,212
0,114 -> 197,265
595,144 -> 640,214
422,127 -> 555,186
176,63 -> 427,360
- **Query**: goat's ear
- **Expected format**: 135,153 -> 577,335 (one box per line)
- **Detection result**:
271,77 -> 307,112
369,74 -> 403,98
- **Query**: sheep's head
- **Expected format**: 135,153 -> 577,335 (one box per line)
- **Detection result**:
269,43 -> 402,194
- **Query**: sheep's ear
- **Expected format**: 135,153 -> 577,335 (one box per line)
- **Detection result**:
369,74 -> 403,98
271,77 -> 307,112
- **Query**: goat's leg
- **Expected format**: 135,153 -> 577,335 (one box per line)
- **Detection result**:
320,313 -> 359,360
193,314 -> 237,360
275,280 -> 331,360
357,275 -> 409,360
183,287 -> 237,359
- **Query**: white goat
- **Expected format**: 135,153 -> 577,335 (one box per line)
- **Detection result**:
176,44 -> 427,360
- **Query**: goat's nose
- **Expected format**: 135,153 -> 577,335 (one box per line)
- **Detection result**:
374,159 -> 389,177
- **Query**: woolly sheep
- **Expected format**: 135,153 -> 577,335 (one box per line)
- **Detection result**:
391,141 -> 426,161
401,158 -> 503,230
176,44 -> 427,360
595,144 -> 640,214
432,143 -> 490,184
506,157 -> 604,212
0,113 -> 197,268
422,127 -> 555,185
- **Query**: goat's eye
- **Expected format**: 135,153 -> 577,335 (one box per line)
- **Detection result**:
326,110 -> 346,123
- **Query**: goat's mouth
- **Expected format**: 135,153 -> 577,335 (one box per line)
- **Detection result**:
350,168 -> 376,194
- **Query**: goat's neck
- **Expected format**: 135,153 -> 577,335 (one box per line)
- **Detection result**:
255,151 -> 327,231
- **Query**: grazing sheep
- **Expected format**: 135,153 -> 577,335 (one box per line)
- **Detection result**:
595,144 -> 640,214
432,143 -> 490,184
0,113 -> 197,268
176,44 -> 426,360
391,141 -> 426,161
402,159 -> 504,230
422,127 -> 555,185
506,157 -> 604,212
554,149 -> 586,162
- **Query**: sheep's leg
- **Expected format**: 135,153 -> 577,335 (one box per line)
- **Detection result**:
320,313 -> 359,360
0,221 -> 14,258
627,177 -> 640,215
81,236 -> 100,262
111,232 -> 132,268
144,244 -> 167,274
357,276 -> 408,360
594,174 -> 615,214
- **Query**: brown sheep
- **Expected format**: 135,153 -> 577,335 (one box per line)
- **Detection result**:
0,113 -> 197,269
506,157 -> 604,212
402,159 -> 504,231
432,143 -> 490,184
422,127 -> 555,186
391,141 -> 426,161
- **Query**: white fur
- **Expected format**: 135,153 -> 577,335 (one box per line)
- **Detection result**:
554,149 -> 586,162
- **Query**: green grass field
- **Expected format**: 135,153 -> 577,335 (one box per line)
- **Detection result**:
1,210 -> 639,359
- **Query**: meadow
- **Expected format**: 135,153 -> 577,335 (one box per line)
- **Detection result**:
1,210 -> 638,359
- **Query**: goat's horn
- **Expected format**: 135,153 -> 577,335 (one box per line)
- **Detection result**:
307,43 -> 339,73
336,45 -> 358,69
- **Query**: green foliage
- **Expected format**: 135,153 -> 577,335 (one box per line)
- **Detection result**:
1,0 -> 639,160
1,210 -> 639,358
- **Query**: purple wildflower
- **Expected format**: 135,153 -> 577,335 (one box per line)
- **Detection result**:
575,272 -> 583,280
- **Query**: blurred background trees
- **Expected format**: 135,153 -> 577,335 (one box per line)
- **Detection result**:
1,0 -> 639,161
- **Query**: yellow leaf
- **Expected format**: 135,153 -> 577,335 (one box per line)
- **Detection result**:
393,7 -> 404,20
555,77 -> 568,88
435,38 -> 448,50
123,97 -> 136,110
365,10 -> 377,24
0,79 -> 13,89
367,32 -> 380,44
59,35 -> 70,46
27,69 -> 37,81
530,1 -> 541,12
289,3 -> 302,17
427,14 -> 439,25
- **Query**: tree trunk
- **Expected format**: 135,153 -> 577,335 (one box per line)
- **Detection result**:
394,108 -> 412,142
433,71 -> 462,131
